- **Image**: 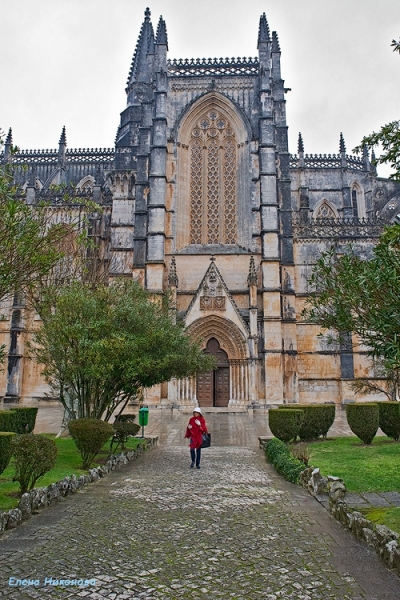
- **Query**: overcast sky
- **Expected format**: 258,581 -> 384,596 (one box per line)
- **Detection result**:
1,0 -> 399,176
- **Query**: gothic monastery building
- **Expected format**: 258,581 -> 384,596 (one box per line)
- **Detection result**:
2,9 -> 400,408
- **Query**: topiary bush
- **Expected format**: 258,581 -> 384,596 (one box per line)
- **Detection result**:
0,410 -> 17,432
9,407 -> 38,434
268,409 -> 304,443
69,418 -> 114,469
313,404 -> 336,438
265,438 -> 306,484
346,403 -> 379,444
111,414 -> 140,452
0,432 -> 16,475
377,402 -> 400,441
12,434 -> 57,495
278,404 -> 336,440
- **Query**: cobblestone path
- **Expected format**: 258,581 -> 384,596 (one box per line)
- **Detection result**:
1,441 -> 400,599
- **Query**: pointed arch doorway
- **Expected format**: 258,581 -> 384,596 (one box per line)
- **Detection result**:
197,338 -> 230,407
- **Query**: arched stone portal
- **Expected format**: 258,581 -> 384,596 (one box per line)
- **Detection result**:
197,338 -> 230,407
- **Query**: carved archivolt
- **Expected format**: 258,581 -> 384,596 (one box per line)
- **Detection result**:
187,315 -> 248,360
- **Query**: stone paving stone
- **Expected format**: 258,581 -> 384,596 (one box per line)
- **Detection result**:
361,493 -> 393,508
345,494 -> 370,507
381,492 -> 400,507
0,443 -> 400,599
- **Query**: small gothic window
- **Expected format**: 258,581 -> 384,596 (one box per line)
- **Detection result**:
352,188 -> 359,218
315,202 -> 336,220
189,110 -> 237,245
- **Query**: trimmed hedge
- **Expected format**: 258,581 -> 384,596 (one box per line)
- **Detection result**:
346,403 -> 379,444
0,410 -> 16,432
378,402 -> 400,441
9,407 -> 38,434
12,434 -> 58,495
0,432 -> 16,475
69,418 -> 114,470
268,409 -> 304,443
265,438 -> 306,484
278,404 -> 336,440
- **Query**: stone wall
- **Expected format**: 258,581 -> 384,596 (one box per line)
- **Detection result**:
300,467 -> 400,575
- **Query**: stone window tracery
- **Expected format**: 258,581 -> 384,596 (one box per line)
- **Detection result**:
314,201 -> 336,220
189,110 -> 237,245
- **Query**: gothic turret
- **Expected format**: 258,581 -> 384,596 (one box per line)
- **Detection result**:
116,8 -> 156,168
257,12 -> 271,47
126,8 -> 155,89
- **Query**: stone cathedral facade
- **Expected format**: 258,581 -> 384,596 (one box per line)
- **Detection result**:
1,9 -> 400,408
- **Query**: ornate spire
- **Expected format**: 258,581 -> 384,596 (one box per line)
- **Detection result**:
298,132 -> 304,154
247,256 -> 258,286
339,132 -> 346,154
257,13 -> 270,48
58,125 -> 67,165
59,125 -> 67,146
127,8 -> 155,85
168,257 -> 178,287
4,128 -> 13,161
156,15 -> 168,49
371,148 -> 377,174
5,127 -> 12,147
271,31 -> 280,52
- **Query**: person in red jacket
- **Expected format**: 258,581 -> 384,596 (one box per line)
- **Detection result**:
185,407 -> 208,469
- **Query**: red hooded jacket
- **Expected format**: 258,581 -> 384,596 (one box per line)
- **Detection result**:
185,415 -> 208,449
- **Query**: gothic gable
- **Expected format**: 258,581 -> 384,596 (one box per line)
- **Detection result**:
184,258 -> 249,341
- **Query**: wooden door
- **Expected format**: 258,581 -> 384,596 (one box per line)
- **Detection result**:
215,367 -> 230,407
196,338 -> 230,407
196,370 -> 213,406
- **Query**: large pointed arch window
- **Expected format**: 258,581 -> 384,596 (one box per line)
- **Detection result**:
189,110 -> 237,245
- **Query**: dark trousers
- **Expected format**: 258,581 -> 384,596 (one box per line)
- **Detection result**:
190,447 -> 201,467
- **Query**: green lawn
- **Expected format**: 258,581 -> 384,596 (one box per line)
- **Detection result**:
362,507 -> 400,535
0,435 -> 146,511
308,436 -> 400,493
308,436 -> 400,534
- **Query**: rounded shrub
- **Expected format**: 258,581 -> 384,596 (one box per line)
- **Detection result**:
12,434 -> 57,495
378,402 -> 400,441
265,438 -> 306,484
0,432 -> 16,475
0,410 -> 17,432
112,414 -> 140,451
69,418 -> 114,470
346,403 -> 379,444
10,407 -> 38,434
278,404 -> 336,440
268,409 -> 304,443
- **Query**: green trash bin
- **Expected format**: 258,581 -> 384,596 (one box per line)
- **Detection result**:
138,406 -> 149,437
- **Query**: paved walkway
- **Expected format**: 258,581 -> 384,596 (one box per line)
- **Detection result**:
1,412 -> 400,599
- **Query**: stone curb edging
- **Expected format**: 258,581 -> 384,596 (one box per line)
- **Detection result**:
300,466 -> 400,575
0,436 -> 158,536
